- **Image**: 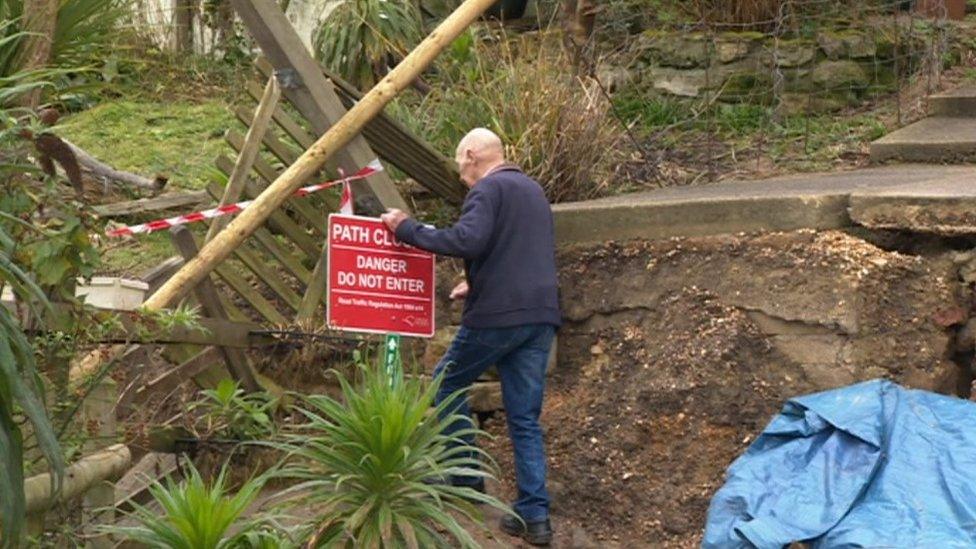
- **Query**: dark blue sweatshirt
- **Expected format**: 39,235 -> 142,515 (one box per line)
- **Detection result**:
395,166 -> 561,329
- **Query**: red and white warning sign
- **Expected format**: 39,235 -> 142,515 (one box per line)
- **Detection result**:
327,214 -> 435,337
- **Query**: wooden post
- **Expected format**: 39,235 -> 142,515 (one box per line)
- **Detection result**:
206,76 -> 281,242
81,376 -> 117,548
174,0 -> 195,53
295,242 -> 328,322
230,0 -> 408,211
170,227 -> 260,392
144,0 -> 497,311
24,445 -> 130,515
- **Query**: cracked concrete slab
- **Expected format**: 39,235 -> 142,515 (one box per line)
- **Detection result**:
849,179 -> 976,234
553,164 -> 976,244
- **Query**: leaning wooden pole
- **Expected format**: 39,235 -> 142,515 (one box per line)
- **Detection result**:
143,0 -> 493,310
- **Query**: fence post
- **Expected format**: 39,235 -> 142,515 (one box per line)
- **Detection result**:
81,376 -> 118,548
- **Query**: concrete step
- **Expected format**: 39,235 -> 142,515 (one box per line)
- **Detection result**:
870,117 -> 976,163
552,164 -> 976,245
929,86 -> 976,117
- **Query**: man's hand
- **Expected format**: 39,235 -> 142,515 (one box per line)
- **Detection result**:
380,208 -> 409,232
449,280 -> 469,300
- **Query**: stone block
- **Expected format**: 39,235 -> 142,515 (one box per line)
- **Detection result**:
719,70 -> 773,104
812,60 -> 870,91
775,40 -> 817,68
816,30 -> 877,59
715,38 -> 751,64
649,68 -> 708,97
637,31 -> 710,69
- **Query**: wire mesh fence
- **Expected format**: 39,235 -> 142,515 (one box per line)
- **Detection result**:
589,0 -> 974,187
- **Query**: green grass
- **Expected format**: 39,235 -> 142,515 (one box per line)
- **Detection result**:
99,230 -> 178,276
59,100 -> 237,191
612,90 -> 890,174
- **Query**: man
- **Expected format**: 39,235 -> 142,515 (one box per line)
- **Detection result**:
381,128 -> 560,546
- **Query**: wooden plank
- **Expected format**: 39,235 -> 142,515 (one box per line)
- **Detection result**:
246,81 -> 316,149
213,157 -> 320,258
224,130 -> 327,234
229,0 -> 409,211
214,261 -> 288,325
139,255 -> 185,295
207,76 -> 282,242
255,58 -> 464,203
234,105 -> 300,166
252,228 -> 312,283
113,453 -> 178,512
295,243 -> 328,322
233,244 -> 302,312
93,191 -> 210,218
140,255 -> 248,321
171,226 -> 261,391
256,57 -> 464,204
135,346 -> 223,398
203,177 -> 306,314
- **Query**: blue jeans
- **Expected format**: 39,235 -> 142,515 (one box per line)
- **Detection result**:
434,323 -> 556,522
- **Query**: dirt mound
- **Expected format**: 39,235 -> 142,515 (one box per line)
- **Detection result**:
485,287 -> 807,546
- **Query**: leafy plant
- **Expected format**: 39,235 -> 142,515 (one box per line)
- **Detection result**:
192,379 -> 278,441
393,33 -> 629,202
103,461 -> 289,548
1,0 -> 127,105
312,0 -> 423,88
0,214 -> 64,549
142,303 -> 208,334
272,363 -> 510,547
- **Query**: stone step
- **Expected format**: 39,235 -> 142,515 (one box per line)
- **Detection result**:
870,117 -> 976,163
929,87 -> 976,117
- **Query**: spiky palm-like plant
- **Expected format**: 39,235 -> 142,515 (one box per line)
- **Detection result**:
312,0 -> 423,89
103,462 -> 289,549
274,363 -> 510,548
0,212 -> 64,549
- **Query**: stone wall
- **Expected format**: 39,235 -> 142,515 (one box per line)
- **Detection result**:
625,27 -> 922,113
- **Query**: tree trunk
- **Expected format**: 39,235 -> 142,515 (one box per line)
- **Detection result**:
174,0 -> 195,53
20,0 -> 59,108
24,444 -> 130,515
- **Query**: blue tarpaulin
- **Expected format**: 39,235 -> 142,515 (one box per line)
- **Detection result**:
703,379 -> 976,548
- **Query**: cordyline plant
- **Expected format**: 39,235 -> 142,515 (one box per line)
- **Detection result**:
312,0 -> 423,89
0,213 -> 64,549
102,461 -> 293,549
271,363 -> 511,548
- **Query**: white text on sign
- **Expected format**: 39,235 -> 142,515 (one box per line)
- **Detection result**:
331,223 -> 410,249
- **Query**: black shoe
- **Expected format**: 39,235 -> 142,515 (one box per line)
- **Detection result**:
500,514 -> 552,546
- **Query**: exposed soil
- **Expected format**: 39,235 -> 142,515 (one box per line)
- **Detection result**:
473,230 -> 967,547
482,287 -> 807,547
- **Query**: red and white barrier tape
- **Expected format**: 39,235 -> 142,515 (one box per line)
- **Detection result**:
105,159 -> 383,237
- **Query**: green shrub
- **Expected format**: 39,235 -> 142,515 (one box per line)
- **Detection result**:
103,462 -> 289,548
392,33 -> 629,202
271,363 -> 509,547
191,379 -> 278,441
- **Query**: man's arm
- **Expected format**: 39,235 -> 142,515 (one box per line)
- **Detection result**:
382,186 -> 496,259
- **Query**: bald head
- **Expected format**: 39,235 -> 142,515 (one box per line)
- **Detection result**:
455,128 -> 506,187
